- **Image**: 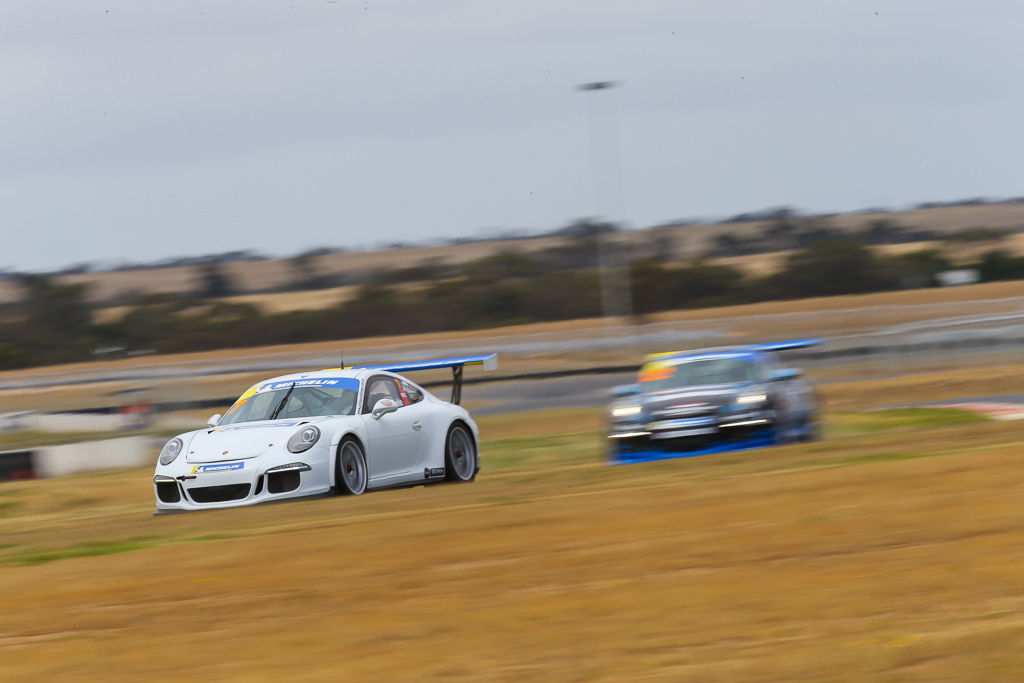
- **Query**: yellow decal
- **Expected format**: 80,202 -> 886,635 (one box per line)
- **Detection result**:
637,360 -> 675,384
236,383 -> 263,401
223,382 -> 269,418
645,350 -> 686,361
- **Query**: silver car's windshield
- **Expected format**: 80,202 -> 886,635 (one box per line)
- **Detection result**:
220,380 -> 359,425
641,358 -> 759,392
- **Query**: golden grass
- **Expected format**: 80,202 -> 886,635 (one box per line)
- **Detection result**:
91,286 -> 363,323
648,278 -> 1024,321
708,236 -> 1018,277
0,401 -> 1022,680
820,363 -> 1024,411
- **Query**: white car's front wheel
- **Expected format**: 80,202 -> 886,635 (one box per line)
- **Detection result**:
336,438 -> 368,495
445,423 -> 478,483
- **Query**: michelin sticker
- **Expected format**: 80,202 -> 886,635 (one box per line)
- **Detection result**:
192,462 -> 245,474
254,378 -> 360,394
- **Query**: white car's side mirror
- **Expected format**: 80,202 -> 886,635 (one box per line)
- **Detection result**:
371,398 -> 400,420
207,413 -> 222,428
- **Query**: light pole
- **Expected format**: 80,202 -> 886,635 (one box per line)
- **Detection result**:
576,80 -> 632,322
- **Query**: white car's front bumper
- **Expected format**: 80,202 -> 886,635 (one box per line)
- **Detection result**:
153,446 -> 332,513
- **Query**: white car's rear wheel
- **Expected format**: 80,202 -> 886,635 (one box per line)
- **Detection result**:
336,438 -> 367,495
445,423 -> 478,482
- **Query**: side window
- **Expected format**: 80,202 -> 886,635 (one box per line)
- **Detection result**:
400,380 -> 424,405
362,376 -> 402,414
755,359 -> 776,383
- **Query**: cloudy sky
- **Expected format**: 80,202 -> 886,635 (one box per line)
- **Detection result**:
3,0 -> 1021,271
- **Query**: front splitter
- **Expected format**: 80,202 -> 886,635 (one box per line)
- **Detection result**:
152,489 -> 335,516
609,432 -> 776,465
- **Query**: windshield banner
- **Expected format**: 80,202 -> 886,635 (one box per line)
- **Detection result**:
237,377 -> 361,401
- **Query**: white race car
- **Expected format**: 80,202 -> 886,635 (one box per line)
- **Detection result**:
153,354 -> 496,513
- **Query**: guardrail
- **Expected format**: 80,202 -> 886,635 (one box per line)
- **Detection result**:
37,330 -> 1024,416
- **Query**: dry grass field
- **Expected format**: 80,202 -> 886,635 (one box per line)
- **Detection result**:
0,391 -> 1022,680
714,232 -> 1024,277
91,285 -> 364,324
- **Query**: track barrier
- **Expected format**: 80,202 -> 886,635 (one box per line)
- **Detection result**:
0,437 -> 155,481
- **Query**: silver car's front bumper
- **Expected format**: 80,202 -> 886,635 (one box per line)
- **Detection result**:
607,409 -> 775,443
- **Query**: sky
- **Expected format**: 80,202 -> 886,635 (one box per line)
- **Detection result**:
2,0 -> 1022,271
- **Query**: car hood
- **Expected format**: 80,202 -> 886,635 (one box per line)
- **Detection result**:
184,416 -> 338,463
641,383 -> 756,418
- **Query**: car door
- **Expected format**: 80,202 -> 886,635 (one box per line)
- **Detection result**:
396,379 -> 434,471
360,375 -> 422,481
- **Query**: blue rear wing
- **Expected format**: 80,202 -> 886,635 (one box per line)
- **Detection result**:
346,354 -> 497,404
347,353 -> 498,374
744,338 -> 822,353
645,338 -> 822,362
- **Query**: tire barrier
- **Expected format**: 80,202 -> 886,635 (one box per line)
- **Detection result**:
0,450 -> 36,482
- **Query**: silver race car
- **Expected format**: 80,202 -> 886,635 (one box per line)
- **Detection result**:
153,354 -> 496,513
607,340 -> 820,463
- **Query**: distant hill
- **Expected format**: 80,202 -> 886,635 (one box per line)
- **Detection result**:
1,200 -> 1021,308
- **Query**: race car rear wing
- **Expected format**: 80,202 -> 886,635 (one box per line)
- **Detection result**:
744,338 -> 822,353
645,338 -> 822,361
346,354 -> 498,404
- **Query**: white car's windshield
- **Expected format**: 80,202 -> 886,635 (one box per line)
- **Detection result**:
220,378 -> 360,425
641,358 -> 759,392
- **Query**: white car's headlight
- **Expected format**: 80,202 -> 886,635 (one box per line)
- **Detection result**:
737,392 -> 768,405
287,425 -> 321,453
158,437 -> 184,466
611,404 -> 642,418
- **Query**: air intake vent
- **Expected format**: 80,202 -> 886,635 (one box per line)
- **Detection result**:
156,481 -> 181,503
267,470 -> 300,494
188,484 -> 250,503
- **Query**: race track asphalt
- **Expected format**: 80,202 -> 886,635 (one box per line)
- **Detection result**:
467,372 -> 635,416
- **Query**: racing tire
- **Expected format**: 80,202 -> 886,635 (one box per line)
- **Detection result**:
335,437 -> 368,495
444,422 -> 478,483
800,416 -> 822,442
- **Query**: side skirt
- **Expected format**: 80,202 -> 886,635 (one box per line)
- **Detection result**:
367,468 -> 448,492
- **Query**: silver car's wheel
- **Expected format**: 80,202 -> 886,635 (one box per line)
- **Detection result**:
445,423 -> 478,482
336,438 -> 367,495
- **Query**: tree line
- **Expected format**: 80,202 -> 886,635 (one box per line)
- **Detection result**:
1,240 -> 1023,371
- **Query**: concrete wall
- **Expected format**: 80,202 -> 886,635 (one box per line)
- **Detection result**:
0,412 -> 132,433
33,437 -> 156,478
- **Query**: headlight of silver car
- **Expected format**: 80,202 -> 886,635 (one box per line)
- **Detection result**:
287,425 -> 321,453
158,437 -> 184,466
611,404 -> 642,418
736,391 -> 768,405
